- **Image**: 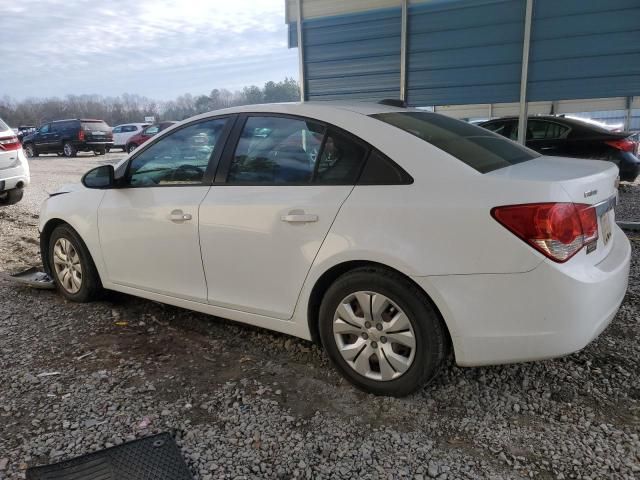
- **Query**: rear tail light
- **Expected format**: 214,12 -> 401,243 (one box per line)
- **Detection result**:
605,138 -> 635,153
491,202 -> 598,263
78,130 -> 85,141
0,136 -> 21,151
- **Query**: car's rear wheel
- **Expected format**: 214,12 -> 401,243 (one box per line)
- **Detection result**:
319,267 -> 447,396
126,143 -> 137,154
0,188 -> 24,206
49,224 -> 102,302
63,142 -> 77,158
24,144 -> 38,157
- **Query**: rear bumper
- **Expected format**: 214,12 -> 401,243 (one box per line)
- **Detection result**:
414,225 -> 631,366
1,152 -> 30,191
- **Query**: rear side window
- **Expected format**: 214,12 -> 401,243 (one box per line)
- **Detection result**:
527,120 -> 569,140
372,112 -> 539,174
358,150 -> 413,185
315,129 -> 368,184
228,116 -> 325,184
82,121 -> 110,132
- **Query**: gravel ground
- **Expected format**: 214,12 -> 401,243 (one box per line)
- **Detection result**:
618,179 -> 640,223
0,153 -> 639,480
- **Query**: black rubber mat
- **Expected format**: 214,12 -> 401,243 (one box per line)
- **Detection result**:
26,433 -> 193,480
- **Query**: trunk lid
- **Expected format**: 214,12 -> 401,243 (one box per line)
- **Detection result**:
488,155 -> 619,265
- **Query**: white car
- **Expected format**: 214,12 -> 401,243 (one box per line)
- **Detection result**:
0,117 -> 30,206
111,123 -> 149,151
38,102 -> 630,396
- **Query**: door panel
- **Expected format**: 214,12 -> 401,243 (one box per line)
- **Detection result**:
97,116 -> 232,302
199,185 -> 353,319
99,187 -> 211,301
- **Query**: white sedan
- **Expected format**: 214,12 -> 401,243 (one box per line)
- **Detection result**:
0,117 -> 30,206
38,102 -> 630,396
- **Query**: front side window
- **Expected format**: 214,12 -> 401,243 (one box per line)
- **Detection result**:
372,112 -> 539,174
39,124 -> 50,134
127,118 -> 228,187
112,126 -> 122,133
228,116 -> 324,184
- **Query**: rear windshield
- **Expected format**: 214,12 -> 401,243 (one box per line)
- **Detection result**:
0,118 -> 9,131
371,112 -> 539,173
81,121 -> 110,132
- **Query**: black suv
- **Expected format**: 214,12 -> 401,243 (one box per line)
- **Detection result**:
22,119 -> 113,157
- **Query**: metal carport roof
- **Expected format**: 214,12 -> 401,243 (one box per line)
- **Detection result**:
285,0 -> 640,135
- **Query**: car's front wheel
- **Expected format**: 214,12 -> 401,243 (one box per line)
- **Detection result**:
49,224 -> 102,302
319,267 -> 448,396
126,143 -> 137,154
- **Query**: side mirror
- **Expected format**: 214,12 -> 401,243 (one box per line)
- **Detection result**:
82,164 -> 115,189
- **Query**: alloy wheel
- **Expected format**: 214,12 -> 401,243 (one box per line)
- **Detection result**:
333,291 -> 416,381
63,143 -> 73,157
25,145 -> 35,157
52,238 -> 83,294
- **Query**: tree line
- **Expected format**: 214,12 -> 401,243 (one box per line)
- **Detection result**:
0,78 -> 300,127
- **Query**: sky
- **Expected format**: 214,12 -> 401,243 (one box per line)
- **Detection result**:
1,0 -> 299,100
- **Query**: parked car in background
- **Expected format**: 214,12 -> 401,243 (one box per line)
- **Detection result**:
111,123 -> 150,152
22,119 -> 114,158
124,121 -> 176,153
16,125 -> 37,144
38,102 -> 630,396
479,116 -> 640,182
0,117 -> 30,206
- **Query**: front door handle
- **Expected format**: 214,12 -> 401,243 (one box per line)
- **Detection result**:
168,209 -> 192,223
281,212 -> 318,223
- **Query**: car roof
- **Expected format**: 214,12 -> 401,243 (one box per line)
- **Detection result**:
50,118 -> 106,123
481,115 -> 626,135
204,101 -> 412,118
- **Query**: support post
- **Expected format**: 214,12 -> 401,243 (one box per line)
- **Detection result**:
296,0 -> 306,102
400,0 -> 408,103
624,96 -> 633,131
517,0 -> 534,144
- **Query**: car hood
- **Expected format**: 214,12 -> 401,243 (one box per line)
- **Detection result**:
48,183 -> 83,197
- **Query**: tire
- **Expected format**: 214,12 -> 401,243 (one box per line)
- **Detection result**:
318,267 -> 448,397
63,142 -> 77,158
0,188 -> 24,206
49,224 -> 102,302
126,143 -> 137,154
95,147 -> 106,155
24,143 -> 38,157
105,146 -> 111,153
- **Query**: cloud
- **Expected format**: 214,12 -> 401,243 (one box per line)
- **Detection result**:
0,0 -> 298,99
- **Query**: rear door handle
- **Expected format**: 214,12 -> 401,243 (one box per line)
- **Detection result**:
168,209 -> 192,223
281,212 -> 318,223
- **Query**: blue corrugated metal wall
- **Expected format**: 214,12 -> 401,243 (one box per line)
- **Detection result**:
302,7 -> 402,101
294,0 -> 640,106
407,0 -> 525,105
527,0 -> 640,102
